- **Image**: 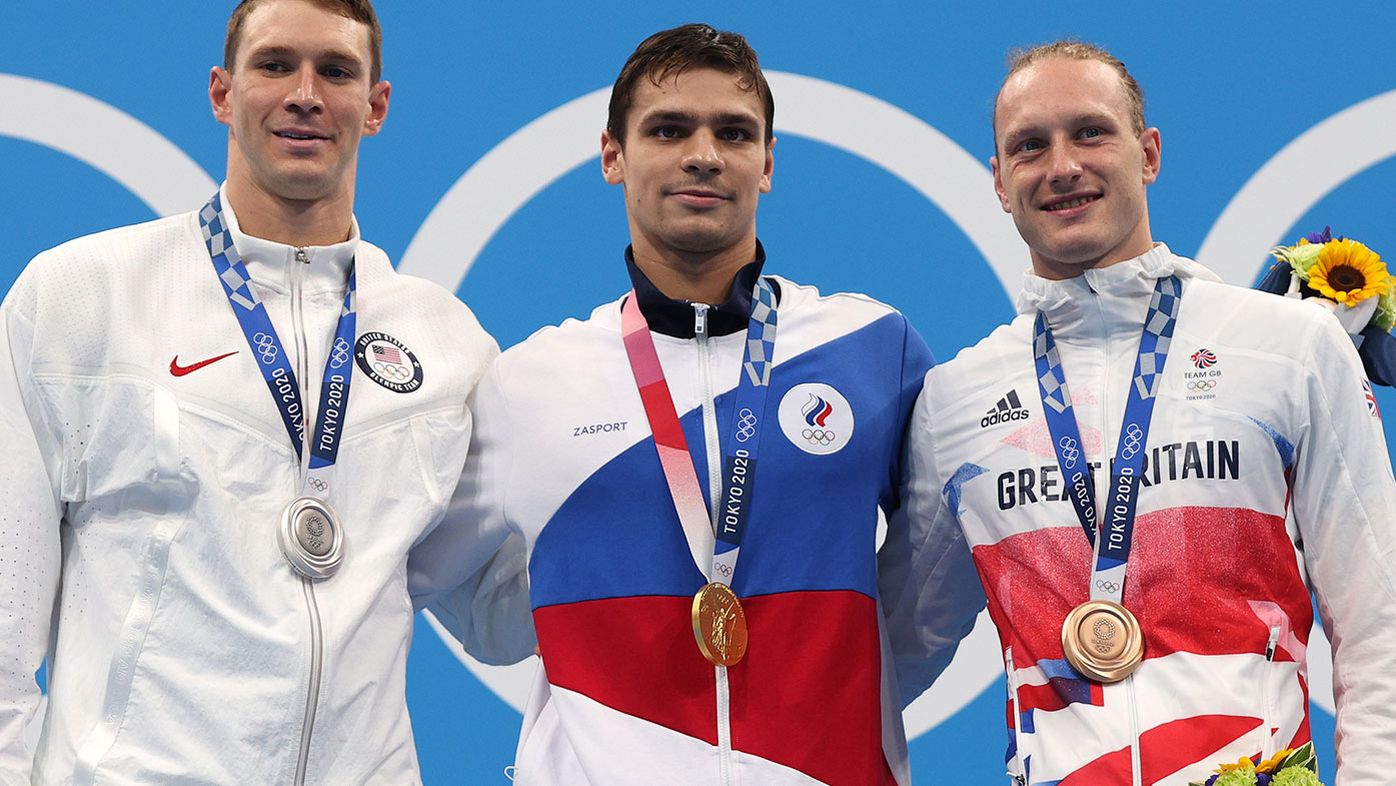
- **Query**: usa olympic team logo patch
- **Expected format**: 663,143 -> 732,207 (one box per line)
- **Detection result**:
355,332 -> 423,393
777,382 -> 854,455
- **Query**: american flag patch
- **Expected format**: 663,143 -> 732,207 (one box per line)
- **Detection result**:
373,344 -> 404,365
1363,379 -> 1380,418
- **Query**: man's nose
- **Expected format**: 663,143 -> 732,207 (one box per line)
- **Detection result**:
1047,140 -> 1083,186
682,131 -> 723,176
284,65 -> 323,113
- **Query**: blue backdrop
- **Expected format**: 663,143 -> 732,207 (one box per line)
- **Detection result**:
5,3 -> 1395,783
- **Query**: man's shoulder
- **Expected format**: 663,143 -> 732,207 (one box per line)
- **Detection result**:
7,213 -> 200,315
1180,277 -> 1337,349
498,295 -> 625,366
772,275 -> 907,323
29,212 -> 198,272
926,315 -> 1035,399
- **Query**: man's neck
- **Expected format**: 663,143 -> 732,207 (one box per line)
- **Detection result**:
1030,238 -> 1158,281
225,178 -> 355,248
629,238 -> 757,305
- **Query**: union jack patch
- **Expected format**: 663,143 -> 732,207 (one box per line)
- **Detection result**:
1363,379 -> 1380,419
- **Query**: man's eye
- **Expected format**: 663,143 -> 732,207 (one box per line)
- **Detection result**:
653,126 -> 681,139
1018,139 -> 1043,153
260,61 -> 291,73
1081,127 -> 1103,139
719,128 -> 751,142
322,66 -> 353,79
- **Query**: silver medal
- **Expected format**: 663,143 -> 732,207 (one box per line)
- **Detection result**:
279,496 -> 344,579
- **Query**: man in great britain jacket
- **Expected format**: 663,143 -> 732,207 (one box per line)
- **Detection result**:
0,1 -> 501,783
409,23 -> 981,786
883,42 -> 1396,784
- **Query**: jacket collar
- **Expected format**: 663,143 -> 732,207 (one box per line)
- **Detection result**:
218,182 -> 357,297
624,241 -> 774,338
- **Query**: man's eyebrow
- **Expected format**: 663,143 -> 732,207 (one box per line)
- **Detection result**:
638,110 -> 697,125
638,110 -> 760,126
244,44 -> 365,66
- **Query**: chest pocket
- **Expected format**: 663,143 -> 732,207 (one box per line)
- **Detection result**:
36,375 -> 181,505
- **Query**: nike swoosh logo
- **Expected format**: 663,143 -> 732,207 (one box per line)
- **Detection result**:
170,351 -> 239,377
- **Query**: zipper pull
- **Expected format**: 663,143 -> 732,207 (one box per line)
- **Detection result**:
1265,625 -> 1281,661
693,303 -> 709,338
295,247 -> 309,264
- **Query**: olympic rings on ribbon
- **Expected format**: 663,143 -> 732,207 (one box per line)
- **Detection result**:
1120,423 -> 1144,459
1058,436 -> 1080,469
734,408 -> 758,442
253,331 -> 279,364
1095,579 -> 1121,594
330,337 -> 351,369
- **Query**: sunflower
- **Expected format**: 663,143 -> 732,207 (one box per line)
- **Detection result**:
1306,238 -> 1392,305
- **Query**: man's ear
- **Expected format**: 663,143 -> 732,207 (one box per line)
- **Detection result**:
1140,127 -> 1162,185
362,80 -> 391,137
759,135 -> 775,194
991,155 -> 1011,213
209,67 -> 233,126
601,130 -> 625,185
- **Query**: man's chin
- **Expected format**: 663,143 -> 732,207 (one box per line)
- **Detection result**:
254,169 -> 344,204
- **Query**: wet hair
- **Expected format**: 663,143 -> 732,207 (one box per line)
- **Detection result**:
994,40 -> 1146,143
224,0 -> 383,84
607,23 -> 774,146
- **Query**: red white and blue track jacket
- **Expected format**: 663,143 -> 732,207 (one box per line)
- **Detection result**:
411,249 -> 980,785
889,246 -> 1396,785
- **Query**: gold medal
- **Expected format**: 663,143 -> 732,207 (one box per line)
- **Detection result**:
1061,599 -> 1144,683
691,582 -> 748,666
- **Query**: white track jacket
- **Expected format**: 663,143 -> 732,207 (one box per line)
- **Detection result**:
0,193 -> 497,785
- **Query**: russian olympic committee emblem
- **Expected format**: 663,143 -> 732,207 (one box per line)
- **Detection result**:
355,332 -> 424,393
777,382 -> 854,455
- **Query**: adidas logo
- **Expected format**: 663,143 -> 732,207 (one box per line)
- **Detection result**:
980,389 -> 1030,428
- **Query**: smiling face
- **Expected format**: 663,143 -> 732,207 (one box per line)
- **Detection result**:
991,56 -> 1161,279
601,67 -> 773,270
210,0 -> 389,209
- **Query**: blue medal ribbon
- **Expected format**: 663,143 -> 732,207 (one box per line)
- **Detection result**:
198,192 -> 357,481
712,278 -> 779,581
1033,275 -> 1181,603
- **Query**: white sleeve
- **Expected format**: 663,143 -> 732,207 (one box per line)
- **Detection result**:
879,376 -> 986,708
407,359 -> 536,666
0,301 -> 63,784
1290,314 -> 1396,783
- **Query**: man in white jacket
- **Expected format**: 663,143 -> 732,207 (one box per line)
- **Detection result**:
0,1 -> 499,783
885,41 -> 1396,784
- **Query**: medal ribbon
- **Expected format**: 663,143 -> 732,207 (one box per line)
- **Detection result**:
620,278 -> 779,584
199,192 -> 357,501
1033,275 -> 1181,604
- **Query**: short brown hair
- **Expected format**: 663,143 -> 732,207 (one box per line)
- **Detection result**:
224,0 -> 383,84
994,40 -> 1146,141
607,23 -> 775,147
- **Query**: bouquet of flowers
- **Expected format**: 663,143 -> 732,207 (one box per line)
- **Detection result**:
1187,742 -> 1324,786
1258,227 -> 1396,385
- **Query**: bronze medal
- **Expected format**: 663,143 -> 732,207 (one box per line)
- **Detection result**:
691,582 -> 748,666
1061,599 -> 1144,683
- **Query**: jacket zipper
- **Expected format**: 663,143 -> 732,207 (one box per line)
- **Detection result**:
1260,625 -> 1281,759
1088,281 -> 1144,786
290,247 -> 325,786
1004,647 -> 1027,785
694,303 -> 734,786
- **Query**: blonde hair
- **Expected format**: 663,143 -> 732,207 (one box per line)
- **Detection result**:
996,40 -> 1146,137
